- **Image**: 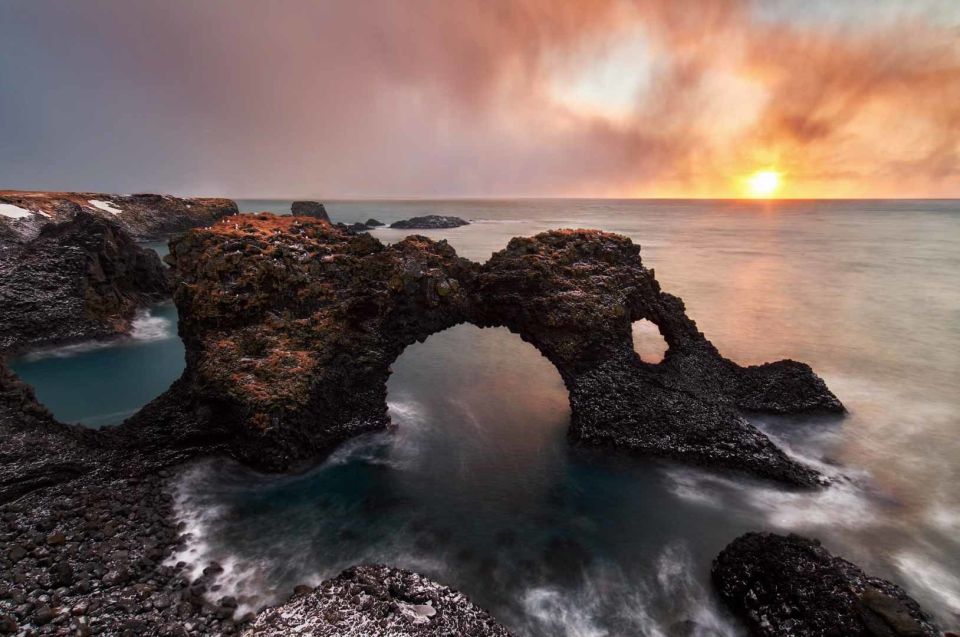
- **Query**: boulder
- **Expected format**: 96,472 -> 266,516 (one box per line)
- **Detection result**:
243,565 -> 512,636
390,215 -> 469,229
712,533 -> 940,636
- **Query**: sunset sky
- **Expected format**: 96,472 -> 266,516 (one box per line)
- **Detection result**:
1,0 -> 958,198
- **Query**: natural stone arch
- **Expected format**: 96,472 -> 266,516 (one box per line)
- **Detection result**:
116,214 -> 843,487
631,319 -> 669,364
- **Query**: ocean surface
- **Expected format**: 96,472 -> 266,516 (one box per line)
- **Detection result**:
10,199 -> 960,635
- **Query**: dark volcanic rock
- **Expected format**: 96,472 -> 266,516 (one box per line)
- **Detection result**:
0,190 -> 237,244
390,215 -> 469,229
365,218 -> 385,227
713,533 -> 940,636
242,565 -> 512,636
290,200 -> 330,221
0,211 -> 172,354
119,215 -> 842,485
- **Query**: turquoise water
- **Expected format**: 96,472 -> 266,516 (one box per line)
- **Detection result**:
9,303 -> 184,427
11,200 -> 960,634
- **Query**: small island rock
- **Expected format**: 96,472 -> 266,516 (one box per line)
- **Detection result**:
390,215 -> 469,229
290,201 -> 330,221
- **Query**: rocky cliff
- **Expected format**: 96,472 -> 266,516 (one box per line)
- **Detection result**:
0,212 -> 172,354
120,213 -> 842,486
0,191 -> 237,246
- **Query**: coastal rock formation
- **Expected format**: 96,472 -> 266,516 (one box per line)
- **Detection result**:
713,533 -> 940,636
122,213 -> 842,485
366,218 -> 385,227
390,215 -> 469,229
243,565 -> 512,636
0,191 -> 237,245
0,212 -> 172,354
290,200 -> 330,221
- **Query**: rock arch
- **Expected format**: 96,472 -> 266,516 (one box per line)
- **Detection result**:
116,214 -> 843,487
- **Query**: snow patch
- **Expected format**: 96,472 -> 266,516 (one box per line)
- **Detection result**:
0,203 -> 34,219
89,199 -> 123,215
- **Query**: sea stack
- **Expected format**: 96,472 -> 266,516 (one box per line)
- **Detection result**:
290,200 -> 330,221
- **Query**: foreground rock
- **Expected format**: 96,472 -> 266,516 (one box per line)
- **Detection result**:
713,533 -> 941,636
0,212 -> 171,354
390,215 -> 469,229
244,565 -> 512,636
0,191 -> 237,246
290,201 -> 330,221
120,214 -> 842,486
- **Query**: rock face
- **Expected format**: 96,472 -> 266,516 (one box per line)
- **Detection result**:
243,565 -> 512,636
290,200 -> 330,221
0,191 -> 237,245
0,212 -> 172,354
390,215 -> 469,229
713,533 -> 940,636
120,214 -> 842,486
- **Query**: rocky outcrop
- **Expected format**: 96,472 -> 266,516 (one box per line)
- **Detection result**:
118,214 -> 842,486
390,215 -> 469,229
290,200 -> 330,221
0,212 -> 172,354
243,565 -> 512,636
365,218 -> 385,227
713,533 -> 940,636
0,191 -> 237,245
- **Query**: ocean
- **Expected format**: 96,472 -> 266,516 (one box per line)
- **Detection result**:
10,199 -> 960,635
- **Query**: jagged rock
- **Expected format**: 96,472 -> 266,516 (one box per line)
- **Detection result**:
365,218 -> 385,227
390,215 -> 469,229
119,214 -> 842,485
290,201 -> 330,221
242,565 -> 512,636
712,533 -> 940,636
0,190 -> 237,245
0,212 -> 172,354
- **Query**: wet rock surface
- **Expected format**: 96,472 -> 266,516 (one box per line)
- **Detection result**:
289,201 -> 330,221
0,191 -> 237,245
0,212 -> 172,354
390,215 -> 469,229
121,214 -> 842,485
243,565 -> 512,636
712,532 -> 941,636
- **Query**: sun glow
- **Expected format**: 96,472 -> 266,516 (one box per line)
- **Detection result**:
745,169 -> 782,198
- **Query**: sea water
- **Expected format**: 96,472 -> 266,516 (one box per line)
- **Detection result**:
12,200 -> 960,634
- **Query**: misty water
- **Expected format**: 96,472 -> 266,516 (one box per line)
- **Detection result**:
11,200 -> 960,635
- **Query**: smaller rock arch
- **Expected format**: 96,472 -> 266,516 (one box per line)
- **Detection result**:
116,214 -> 843,487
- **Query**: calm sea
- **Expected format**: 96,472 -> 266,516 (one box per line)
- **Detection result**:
11,199 -> 960,635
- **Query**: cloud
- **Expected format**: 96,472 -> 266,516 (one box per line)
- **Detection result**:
0,0 -> 957,197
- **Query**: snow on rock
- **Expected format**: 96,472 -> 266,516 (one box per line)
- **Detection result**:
89,199 -> 124,215
0,203 -> 34,219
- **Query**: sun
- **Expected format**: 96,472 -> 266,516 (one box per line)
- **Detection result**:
745,169 -> 782,198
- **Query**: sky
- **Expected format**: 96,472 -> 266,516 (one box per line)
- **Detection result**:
1,0 -> 958,198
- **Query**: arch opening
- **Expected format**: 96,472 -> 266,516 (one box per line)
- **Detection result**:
632,319 -> 669,364
385,323 -> 571,497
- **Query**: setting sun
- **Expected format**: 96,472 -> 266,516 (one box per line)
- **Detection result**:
745,170 -> 782,198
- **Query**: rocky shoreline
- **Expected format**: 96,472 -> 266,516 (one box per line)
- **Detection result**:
0,203 -> 946,635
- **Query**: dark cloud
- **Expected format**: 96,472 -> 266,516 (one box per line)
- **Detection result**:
0,0 -> 957,197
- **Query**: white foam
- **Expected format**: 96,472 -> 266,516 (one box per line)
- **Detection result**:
130,309 -> 174,341
89,199 -> 123,215
0,203 -> 34,219
894,552 -> 960,615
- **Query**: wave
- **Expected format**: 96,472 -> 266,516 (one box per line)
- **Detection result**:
894,552 -> 960,618
19,306 -> 175,361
